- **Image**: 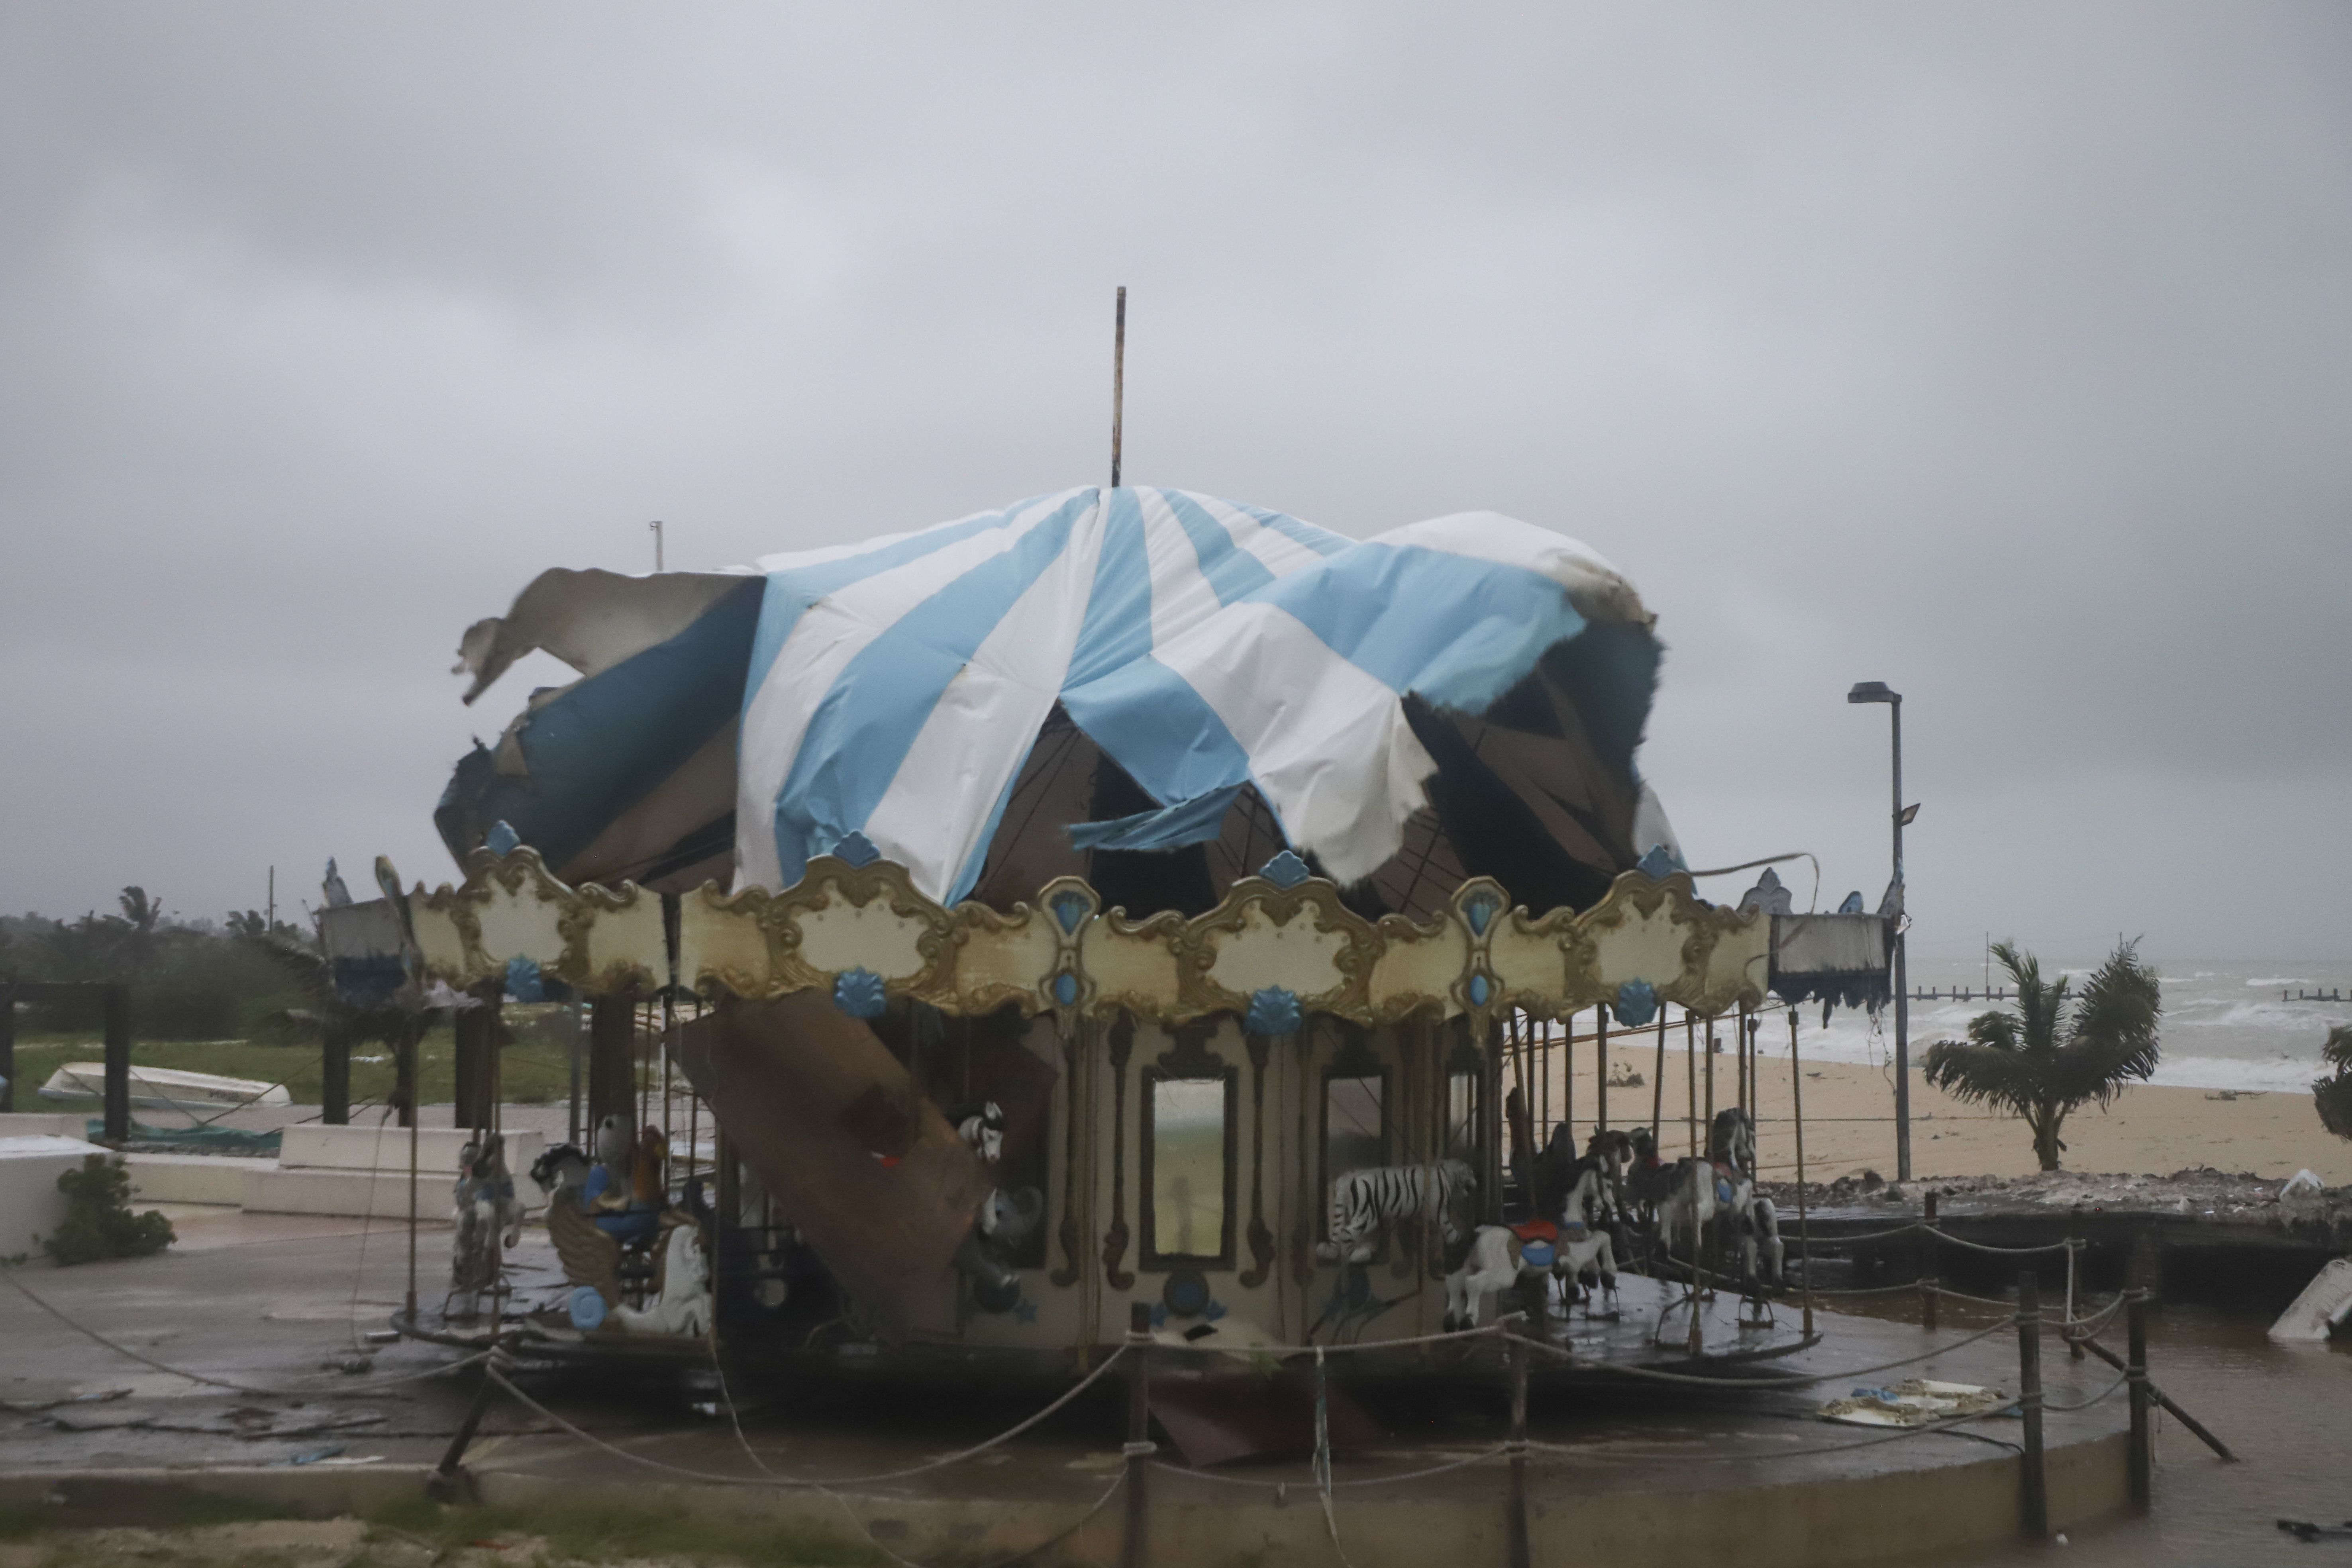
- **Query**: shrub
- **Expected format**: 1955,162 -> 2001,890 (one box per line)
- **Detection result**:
44,1154 -> 175,1264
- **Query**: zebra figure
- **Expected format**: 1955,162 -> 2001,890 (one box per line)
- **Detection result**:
1315,1158 -> 1477,1266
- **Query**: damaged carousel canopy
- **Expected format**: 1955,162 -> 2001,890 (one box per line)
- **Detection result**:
440,487 -> 1679,920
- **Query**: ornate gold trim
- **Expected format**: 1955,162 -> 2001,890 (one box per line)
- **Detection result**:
1177,875 -> 1381,1022
399,842 -> 1777,1025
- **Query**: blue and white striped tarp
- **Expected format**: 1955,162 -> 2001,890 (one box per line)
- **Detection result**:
735,487 -> 1649,901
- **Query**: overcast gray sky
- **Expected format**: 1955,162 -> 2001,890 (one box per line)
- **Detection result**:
4,4 -> 2346,960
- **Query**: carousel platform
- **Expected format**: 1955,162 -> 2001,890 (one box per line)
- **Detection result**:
401,1223 -> 1816,1391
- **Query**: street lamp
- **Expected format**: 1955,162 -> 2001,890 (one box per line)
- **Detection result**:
1848,680 -> 1917,1182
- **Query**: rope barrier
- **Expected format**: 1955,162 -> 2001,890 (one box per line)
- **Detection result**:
1505,1317 -> 2014,1391
1790,1223 -> 2084,1256
1524,1410 -> 2022,1476
820,1471 -> 1127,1568
0,1264 -> 490,1396
1294,1317 -> 1518,1356
2042,1370 -> 2130,1413
484,1349 -> 1130,1490
1794,1221 -> 1929,1245
1794,1281 -> 1926,1298
1148,1445 -> 1511,1491
689,1299 -> 1132,1568
1525,1401 -> 2025,1462
1919,1285 -> 2129,1337
1924,1231 -> 2084,1258
1309,1347 -> 1357,1568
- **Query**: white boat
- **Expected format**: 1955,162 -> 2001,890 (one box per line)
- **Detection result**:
37,1062 -> 292,1113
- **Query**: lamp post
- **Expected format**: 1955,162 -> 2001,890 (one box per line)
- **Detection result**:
1848,680 -> 1915,1182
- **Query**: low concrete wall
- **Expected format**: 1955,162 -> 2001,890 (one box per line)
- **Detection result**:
0,1113 -> 88,1140
0,1431 -> 2130,1568
0,1466 -> 437,1526
244,1126 -> 545,1218
279,1125 -> 543,1174
0,1135 -> 106,1256
126,1152 -> 276,1207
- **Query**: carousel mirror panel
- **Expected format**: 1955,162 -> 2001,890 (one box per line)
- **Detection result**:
1141,1069 -> 1237,1268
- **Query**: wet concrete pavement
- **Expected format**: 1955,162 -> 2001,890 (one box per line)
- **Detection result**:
0,1211 -> 2150,1568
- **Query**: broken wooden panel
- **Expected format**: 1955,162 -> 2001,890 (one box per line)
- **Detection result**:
673,992 -> 990,1337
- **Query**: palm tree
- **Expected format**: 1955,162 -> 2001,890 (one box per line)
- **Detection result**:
1922,940 -> 2161,1172
2313,1025 -> 2352,1141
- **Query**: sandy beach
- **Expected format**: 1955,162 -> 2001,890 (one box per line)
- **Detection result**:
1511,1035 -> 2352,1186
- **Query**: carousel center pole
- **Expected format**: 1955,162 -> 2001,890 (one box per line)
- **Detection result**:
1110,286 -> 1126,488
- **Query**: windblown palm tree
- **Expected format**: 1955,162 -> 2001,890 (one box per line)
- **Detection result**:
1922,940 -> 2161,1172
2313,1025 -> 2352,1141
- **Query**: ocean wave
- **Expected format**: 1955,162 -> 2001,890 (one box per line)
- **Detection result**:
2145,1055 -> 2325,1094
2246,977 -> 2310,988
2167,999 -> 2351,1034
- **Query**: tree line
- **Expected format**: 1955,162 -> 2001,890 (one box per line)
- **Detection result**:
0,886 -> 315,1040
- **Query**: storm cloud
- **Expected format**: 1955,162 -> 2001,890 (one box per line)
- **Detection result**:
3,4 -> 2346,958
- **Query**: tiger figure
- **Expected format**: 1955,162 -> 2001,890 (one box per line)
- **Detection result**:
1315,1158 -> 1477,1266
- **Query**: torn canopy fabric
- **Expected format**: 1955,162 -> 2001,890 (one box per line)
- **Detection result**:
438,486 -> 1673,920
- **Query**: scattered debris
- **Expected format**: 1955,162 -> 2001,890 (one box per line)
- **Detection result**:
1763,1166 -> 2352,1236
1818,1379 -> 2008,1427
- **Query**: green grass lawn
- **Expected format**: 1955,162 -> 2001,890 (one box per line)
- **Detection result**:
5,1004 -> 608,1111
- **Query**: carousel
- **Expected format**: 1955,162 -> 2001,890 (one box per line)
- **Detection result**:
370,487 -> 1889,1382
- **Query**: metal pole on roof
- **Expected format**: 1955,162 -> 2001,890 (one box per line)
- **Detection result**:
1110,286 -> 1126,488
1849,680 -> 1912,1182
650,520 -> 665,573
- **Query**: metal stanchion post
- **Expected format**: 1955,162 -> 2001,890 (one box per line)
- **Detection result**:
2068,1207 -> 2085,1358
2127,1291 -> 2152,1511
1122,1301 -> 1151,1568
2017,1271 -> 2047,1539
1789,1009 -> 1813,1340
430,1368 -> 498,1503
405,1017 -> 422,1324
1687,1159 -> 1707,1356
102,985 -> 131,1144
1920,1191 -> 1938,1333
1507,1333 -> 1531,1568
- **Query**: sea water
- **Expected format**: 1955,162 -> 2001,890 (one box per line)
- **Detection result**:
1779,958 -> 2352,1096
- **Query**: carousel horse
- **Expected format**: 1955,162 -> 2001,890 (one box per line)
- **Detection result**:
1626,1126 -> 1716,1270
953,1101 -> 1006,1164
1565,1128 -> 1635,1227
1443,1218 -> 1619,1330
449,1132 -> 525,1317
1705,1107 -> 1783,1287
